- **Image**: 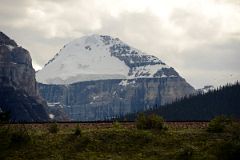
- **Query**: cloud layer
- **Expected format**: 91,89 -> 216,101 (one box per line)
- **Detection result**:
1,0 -> 240,88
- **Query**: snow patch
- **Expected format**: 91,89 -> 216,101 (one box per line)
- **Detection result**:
49,114 -> 55,119
6,45 -> 15,51
119,80 -> 136,86
92,95 -> 99,100
129,64 -> 169,78
161,74 -> 167,78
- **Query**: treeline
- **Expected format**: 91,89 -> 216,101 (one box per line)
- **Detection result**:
117,82 -> 240,121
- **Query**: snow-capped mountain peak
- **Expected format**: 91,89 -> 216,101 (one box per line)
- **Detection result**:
36,34 -> 179,84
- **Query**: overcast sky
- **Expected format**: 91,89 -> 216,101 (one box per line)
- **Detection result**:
1,0 -> 240,88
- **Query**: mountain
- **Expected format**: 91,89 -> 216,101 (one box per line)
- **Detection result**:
36,35 -> 179,84
197,85 -> 215,94
0,31 -> 49,122
37,34 -> 195,121
121,82 -> 240,121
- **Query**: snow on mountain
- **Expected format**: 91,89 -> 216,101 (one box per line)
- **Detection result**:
36,34 -> 178,84
197,85 -> 215,94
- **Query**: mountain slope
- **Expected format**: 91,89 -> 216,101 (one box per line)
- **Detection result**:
0,31 -> 49,122
121,82 -> 240,121
36,35 -> 179,84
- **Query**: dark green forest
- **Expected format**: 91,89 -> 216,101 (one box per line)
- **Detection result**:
120,82 -> 240,121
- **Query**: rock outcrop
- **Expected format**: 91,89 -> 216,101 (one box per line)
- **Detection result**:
38,77 -> 195,121
0,31 -> 49,122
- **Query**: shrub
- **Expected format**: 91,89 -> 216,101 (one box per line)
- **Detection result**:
0,111 -> 10,123
9,126 -> 31,147
48,123 -> 59,134
74,124 -> 82,136
112,121 -> 122,129
207,116 -> 232,133
146,114 -> 164,130
10,131 -> 30,146
226,121 -> 240,140
175,146 -> 193,160
74,136 -> 91,150
136,113 -> 165,130
136,113 -> 147,130
212,140 -> 240,160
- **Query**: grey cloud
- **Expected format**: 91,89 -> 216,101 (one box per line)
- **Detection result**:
181,39 -> 240,72
0,25 -> 69,65
0,0 -> 240,88
0,0 -> 30,26
95,11 -> 180,64
215,0 -> 240,5
170,8 -> 222,40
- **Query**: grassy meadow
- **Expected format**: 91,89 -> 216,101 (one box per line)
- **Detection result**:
0,118 -> 239,160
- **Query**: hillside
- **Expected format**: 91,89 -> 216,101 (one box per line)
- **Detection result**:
121,82 -> 240,121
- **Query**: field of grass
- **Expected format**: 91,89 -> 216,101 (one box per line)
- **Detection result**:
0,121 -> 239,160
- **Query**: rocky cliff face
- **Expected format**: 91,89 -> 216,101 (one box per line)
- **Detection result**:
0,31 -> 49,122
38,77 -> 195,121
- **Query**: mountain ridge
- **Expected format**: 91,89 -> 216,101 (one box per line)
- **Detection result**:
36,34 -> 180,84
